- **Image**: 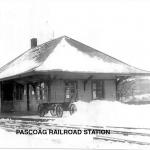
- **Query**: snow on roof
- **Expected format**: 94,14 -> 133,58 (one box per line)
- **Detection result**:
0,36 -> 149,80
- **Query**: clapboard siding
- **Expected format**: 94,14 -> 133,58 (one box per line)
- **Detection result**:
104,80 -> 116,100
50,80 -> 65,103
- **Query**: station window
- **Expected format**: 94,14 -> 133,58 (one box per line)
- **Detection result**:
65,81 -> 77,101
36,82 -> 47,101
92,80 -> 104,100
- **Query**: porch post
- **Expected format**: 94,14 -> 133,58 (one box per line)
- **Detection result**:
0,82 -> 1,113
48,76 -> 51,102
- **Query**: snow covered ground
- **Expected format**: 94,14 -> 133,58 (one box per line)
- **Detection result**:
54,100 -> 150,128
0,100 -> 150,149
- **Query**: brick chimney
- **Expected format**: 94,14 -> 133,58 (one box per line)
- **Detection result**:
31,38 -> 37,48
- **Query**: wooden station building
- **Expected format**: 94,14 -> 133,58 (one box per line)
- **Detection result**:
0,36 -> 149,113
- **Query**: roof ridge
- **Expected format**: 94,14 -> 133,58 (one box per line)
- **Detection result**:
32,36 -> 64,71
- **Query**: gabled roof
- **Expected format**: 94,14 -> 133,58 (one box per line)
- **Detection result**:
0,35 -> 149,80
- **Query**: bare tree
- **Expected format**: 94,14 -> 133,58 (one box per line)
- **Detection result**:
116,77 -> 136,102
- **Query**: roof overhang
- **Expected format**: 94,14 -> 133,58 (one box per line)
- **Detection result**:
0,36 -> 150,81
0,70 -> 150,82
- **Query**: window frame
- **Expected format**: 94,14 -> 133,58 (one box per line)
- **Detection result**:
64,80 -> 78,102
92,80 -> 104,100
35,82 -> 48,101
15,83 -> 24,101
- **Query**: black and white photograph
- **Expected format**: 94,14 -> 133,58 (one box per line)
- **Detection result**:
0,0 -> 150,149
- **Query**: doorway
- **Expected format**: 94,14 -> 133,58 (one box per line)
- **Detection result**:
1,81 -> 14,112
64,80 -> 77,102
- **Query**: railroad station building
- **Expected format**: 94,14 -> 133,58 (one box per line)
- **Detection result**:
0,36 -> 149,113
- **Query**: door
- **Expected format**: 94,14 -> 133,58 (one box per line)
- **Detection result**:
92,80 -> 104,100
1,82 -> 14,112
64,80 -> 77,102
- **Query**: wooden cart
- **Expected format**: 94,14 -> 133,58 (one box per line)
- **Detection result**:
38,102 -> 77,117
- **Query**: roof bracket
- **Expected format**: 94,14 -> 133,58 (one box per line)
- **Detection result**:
116,76 -> 131,86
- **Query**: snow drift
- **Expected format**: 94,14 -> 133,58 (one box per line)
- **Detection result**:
1,100 -> 150,149
54,100 -> 150,128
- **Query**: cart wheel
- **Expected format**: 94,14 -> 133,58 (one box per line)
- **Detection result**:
40,111 -> 46,117
69,104 -> 77,115
50,104 -> 57,116
38,104 -> 43,112
38,104 -> 44,117
56,105 -> 63,118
